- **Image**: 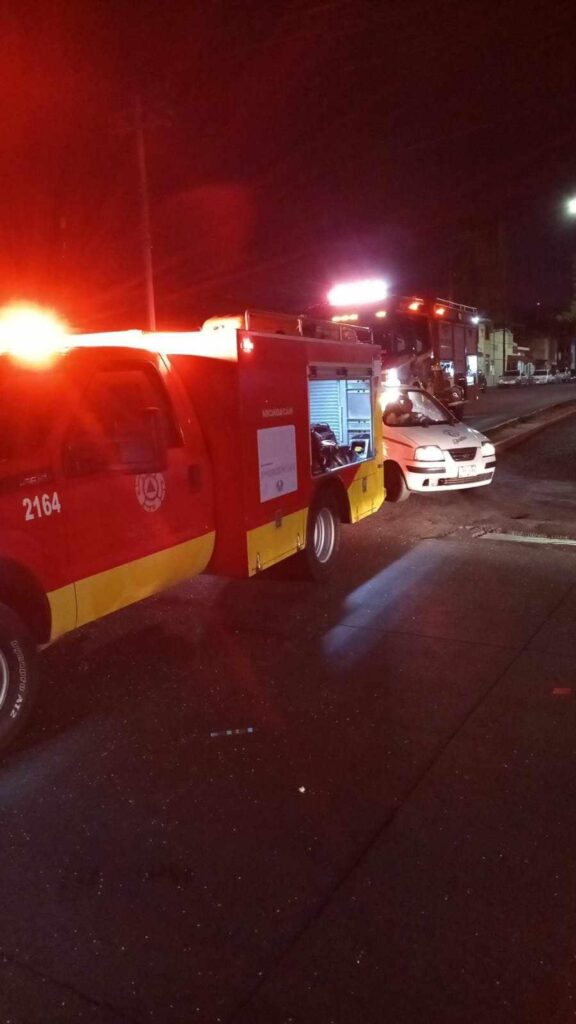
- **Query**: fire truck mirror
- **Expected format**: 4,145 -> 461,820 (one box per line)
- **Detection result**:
64,432 -> 109,476
114,407 -> 167,475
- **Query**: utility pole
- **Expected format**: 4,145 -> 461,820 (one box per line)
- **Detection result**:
134,94 -> 156,331
498,216 -> 507,375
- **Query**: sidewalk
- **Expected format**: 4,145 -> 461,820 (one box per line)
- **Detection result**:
474,398 -> 576,451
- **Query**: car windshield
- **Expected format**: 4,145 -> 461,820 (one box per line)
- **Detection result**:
503,371 -> 519,377
382,388 -> 453,426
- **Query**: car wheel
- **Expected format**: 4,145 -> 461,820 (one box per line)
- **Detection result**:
0,603 -> 38,752
384,462 -> 410,503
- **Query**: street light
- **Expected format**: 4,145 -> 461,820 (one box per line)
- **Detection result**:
567,197 -> 576,216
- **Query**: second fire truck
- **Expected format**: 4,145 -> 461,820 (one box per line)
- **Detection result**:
315,293 -> 481,418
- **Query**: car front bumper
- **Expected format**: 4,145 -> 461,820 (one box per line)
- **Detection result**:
404,461 -> 496,493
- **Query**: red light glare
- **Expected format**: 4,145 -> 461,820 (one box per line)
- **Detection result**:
435,306 -> 446,317
0,302 -> 69,364
408,300 -> 423,311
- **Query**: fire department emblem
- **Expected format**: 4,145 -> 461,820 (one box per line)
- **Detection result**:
135,473 -> 166,512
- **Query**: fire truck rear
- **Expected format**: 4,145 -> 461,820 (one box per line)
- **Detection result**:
0,307 -> 384,751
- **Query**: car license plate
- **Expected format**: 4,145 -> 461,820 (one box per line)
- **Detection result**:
458,465 -> 477,478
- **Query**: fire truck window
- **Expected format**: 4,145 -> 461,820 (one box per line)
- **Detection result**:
376,315 -> 430,361
308,377 -> 373,474
84,367 -> 179,449
0,372 -> 57,465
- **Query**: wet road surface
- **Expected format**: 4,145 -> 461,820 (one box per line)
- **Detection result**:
2,415 -> 576,1023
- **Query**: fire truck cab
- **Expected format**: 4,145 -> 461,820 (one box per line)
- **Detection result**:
0,312 -> 384,750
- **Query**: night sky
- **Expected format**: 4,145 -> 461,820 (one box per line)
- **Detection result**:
2,0 -> 575,330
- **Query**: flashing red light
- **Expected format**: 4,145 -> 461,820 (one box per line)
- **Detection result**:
434,305 -> 446,317
408,300 -> 423,311
0,302 -> 69,364
240,336 -> 254,353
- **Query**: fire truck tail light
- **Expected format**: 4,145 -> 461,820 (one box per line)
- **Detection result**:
408,300 -> 422,311
240,336 -> 254,353
434,305 -> 446,317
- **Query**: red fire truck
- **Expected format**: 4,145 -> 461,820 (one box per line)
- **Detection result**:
0,308 -> 384,750
314,294 -> 481,418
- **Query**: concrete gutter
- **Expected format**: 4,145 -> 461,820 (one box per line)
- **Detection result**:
484,399 -> 576,451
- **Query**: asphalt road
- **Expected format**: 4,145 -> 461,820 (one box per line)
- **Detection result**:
465,380 -> 576,432
2,414 -> 576,1024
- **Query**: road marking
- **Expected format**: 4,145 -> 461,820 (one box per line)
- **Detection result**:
210,726 -> 255,738
481,533 -> 576,548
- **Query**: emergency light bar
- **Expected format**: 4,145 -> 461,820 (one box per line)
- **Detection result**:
327,279 -> 388,307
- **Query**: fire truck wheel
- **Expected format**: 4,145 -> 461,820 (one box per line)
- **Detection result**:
302,496 -> 341,580
384,462 -> 410,503
0,604 -> 38,752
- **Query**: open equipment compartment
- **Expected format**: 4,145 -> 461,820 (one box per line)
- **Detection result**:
308,370 -> 374,476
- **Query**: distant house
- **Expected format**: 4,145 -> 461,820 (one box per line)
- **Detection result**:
529,334 -> 558,369
478,323 -> 514,384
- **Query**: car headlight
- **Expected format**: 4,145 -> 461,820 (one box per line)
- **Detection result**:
414,445 -> 445,461
481,441 -> 495,457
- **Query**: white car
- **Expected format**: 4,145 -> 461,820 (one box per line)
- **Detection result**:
532,369 -> 555,384
498,370 -> 530,387
381,386 -> 496,502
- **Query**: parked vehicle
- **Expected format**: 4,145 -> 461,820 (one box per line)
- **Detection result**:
532,369 -> 556,384
556,368 -> 572,383
0,309 -> 385,750
381,385 -> 496,502
498,370 -> 531,387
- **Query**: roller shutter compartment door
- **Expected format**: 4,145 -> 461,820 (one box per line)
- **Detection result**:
308,380 -> 342,443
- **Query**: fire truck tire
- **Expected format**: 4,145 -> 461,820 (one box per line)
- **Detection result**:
0,604 -> 38,752
301,495 -> 341,580
384,462 -> 410,503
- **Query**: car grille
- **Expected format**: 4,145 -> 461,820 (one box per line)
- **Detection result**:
449,447 -> 478,462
